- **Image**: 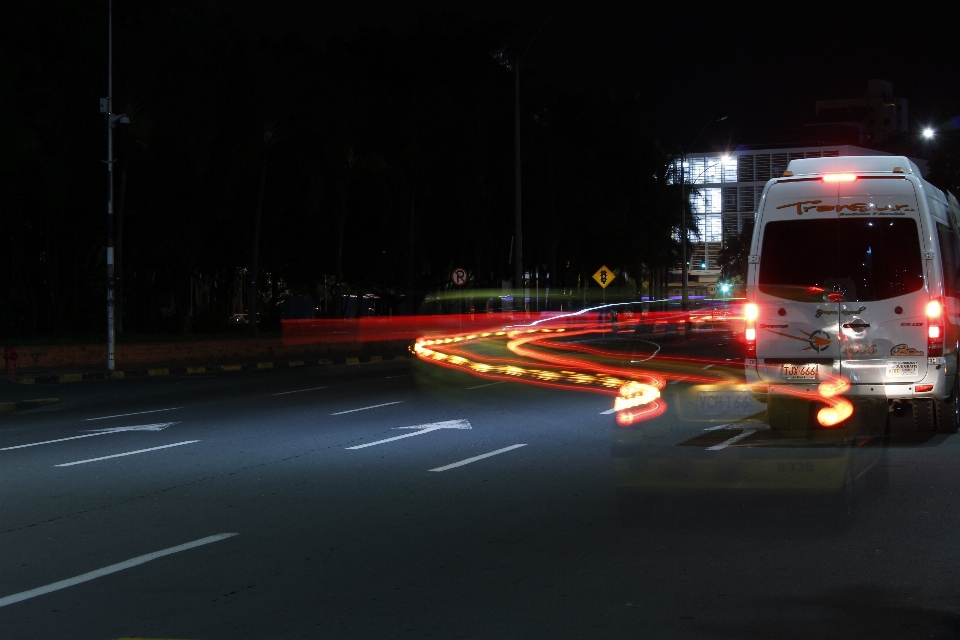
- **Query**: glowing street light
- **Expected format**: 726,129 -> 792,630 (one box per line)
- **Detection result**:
923,128 -> 935,139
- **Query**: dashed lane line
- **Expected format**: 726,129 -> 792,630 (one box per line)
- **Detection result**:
85,407 -> 183,421
272,386 -> 328,396
466,381 -> 506,390
0,533 -> 237,608
330,401 -> 403,416
54,441 -> 199,467
428,444 -> 527,472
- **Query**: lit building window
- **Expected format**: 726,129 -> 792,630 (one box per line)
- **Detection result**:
690,188 -> 721,214
694,214 -> 722,242
667,157 -> 738,184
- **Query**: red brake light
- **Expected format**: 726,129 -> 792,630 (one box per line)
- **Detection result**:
927,298 -> 944,357
916,384 -> 934,393
744,303 -> 758,321
822,173 -> 857,182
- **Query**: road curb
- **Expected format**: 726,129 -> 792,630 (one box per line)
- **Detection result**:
8,351 -> 412,385
0,398 -> 60,415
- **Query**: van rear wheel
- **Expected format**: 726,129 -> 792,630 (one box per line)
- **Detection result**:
935,375 -> 960,434
913,398 -> 936,432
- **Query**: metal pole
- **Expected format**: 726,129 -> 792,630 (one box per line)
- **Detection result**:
680,151 -> 688,311
106,0 -> 115,371
514,59 -> 523,312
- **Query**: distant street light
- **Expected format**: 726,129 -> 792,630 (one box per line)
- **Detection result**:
923,127 -> 935,139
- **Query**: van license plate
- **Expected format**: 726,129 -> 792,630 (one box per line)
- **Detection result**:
783,364 -> 818,380
886,361 -> 919,377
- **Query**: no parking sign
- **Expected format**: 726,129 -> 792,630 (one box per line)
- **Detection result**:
452,267 -> 468,286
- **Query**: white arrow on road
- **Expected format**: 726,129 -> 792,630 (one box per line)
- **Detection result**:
0,423 -> 178,451
346,419 -> 471,450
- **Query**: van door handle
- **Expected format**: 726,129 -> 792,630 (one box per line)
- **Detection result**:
842,321 -> 870,329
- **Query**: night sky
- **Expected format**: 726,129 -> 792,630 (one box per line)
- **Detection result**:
196,0 -> 960,151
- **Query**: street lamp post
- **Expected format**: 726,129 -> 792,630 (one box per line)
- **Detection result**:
492,3 -> 559,312
100,0 -> 128,371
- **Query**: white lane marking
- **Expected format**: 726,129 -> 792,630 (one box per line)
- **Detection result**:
600,408 -> 617,415
85,423 -> 177,433
466,381 -> 506,390
393,420 -> 471,430
86,407 -> 182,421
1,423 -> 177,451
330,401 -> 402,416
54,441 -> 199,467
429,444 -> 527,472
384,374 -> 414,379
272,386 -> 327,396
0,533 -> 237,609
707,430 -> 758,450
702,364 -> 714,369
668,378 -> 686,385
704,422 -> 769,431
347,420 -> 471,450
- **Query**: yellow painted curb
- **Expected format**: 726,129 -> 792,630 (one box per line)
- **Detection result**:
318,359 -> 334,365
222,365 -> 242,372
186,367 -> 206,374
370,355 -> 383,362
14,377 -> 36,385
288,360 -> 304,367
345,357 -> 360,365
109,371 -> 125,379
147,368 -> 169,377
59,373 -> 83,383
256,362 -> 273,370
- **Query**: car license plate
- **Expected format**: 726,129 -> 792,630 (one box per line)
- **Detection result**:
782,364 -> 818,380
697,390 -> 757,416
886,360 -> 919,377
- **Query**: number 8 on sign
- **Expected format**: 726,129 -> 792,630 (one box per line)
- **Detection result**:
452,268 -> 468,286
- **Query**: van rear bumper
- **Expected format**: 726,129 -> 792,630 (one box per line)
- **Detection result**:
752,380 -> 951,400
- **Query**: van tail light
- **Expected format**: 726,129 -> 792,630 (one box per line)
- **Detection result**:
915,384 -> 934,393
927,298 -> 944,357
744,303 -> 758,358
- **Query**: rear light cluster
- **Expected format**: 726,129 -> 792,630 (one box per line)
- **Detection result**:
744,303 -> 758,358
926,298 -> 944,357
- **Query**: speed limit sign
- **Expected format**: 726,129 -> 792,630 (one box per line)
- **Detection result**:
452,267 -> 468,286
706,283 -> 718,295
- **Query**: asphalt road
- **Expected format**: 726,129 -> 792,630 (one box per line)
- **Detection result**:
1,329 -> 959,639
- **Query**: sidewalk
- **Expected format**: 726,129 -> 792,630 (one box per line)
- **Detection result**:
6,344 -> 412,385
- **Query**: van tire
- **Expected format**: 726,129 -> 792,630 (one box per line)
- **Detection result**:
913,398 -> 936,432
935,375 -> 960,434
767,395 -> 812,431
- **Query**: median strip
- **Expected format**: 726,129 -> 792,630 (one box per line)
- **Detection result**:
0,398 -> 60,415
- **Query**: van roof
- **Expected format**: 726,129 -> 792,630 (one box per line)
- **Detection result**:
785,155 -> 922,177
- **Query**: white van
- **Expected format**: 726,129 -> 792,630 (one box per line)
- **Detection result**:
744,155 -> 960,432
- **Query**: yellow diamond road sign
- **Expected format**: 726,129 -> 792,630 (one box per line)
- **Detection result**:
592,265 -> 615,289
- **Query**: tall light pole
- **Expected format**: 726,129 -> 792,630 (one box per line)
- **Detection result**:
679,116 -> 726,311
100,0 -> 128,370
492,2 -> 559,312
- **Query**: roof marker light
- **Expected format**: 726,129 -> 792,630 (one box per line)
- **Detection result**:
823,173 -> 857,182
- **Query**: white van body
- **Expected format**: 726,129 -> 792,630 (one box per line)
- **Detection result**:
744,156 -> 960,431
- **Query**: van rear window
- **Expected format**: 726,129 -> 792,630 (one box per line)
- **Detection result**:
758,218 -> 923,302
